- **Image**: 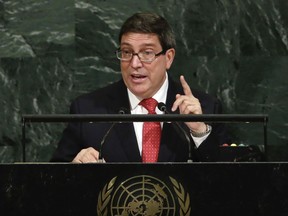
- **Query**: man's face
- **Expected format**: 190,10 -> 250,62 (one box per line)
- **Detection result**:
120,33 -> 175,99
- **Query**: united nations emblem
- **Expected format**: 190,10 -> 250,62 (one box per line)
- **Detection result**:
97,175 -> 191,216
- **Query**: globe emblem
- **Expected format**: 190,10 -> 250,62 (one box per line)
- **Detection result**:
110,175 -> 176,216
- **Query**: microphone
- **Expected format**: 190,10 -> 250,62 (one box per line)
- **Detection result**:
157,102 -> 193,163
98,107 -> 127,160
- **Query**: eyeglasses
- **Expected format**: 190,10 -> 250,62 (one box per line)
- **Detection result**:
115,49 -> 167,63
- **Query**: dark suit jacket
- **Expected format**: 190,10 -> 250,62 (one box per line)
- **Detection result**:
51,77 -> 229,162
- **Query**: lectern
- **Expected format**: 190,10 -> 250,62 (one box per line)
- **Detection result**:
0,113 -> 275,215
0,163 -> 288,216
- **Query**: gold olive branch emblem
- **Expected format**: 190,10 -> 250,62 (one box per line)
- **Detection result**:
97,176 -> 117,216
169,177 -> 191,216
97,176 -> 191,216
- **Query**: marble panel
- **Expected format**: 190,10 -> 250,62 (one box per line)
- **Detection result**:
0,0 -> 287,162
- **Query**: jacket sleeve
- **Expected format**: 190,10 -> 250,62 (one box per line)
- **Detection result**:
194,98 -> 231,162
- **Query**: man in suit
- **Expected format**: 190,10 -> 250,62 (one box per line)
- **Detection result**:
51,12 -> 229,163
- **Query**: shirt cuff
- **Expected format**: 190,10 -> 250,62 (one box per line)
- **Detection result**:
190,129 -> 211,148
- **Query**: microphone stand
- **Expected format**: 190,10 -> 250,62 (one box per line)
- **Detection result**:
98,108 -> 127,161
157,102 -> 194,163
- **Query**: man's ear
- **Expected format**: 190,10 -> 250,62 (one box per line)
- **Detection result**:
165,48 -> 175,70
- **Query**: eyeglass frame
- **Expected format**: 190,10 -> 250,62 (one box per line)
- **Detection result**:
115,48 -> 167,63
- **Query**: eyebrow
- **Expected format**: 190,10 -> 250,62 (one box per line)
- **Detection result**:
120,42 -> 157,47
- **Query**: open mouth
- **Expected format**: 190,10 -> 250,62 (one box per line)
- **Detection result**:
131,74 -> 147,80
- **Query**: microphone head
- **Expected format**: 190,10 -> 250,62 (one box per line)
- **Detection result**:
118,107 -> 129,114
157,102 -> 167,112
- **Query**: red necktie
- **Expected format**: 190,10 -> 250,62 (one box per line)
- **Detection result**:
140,98 -> 161,163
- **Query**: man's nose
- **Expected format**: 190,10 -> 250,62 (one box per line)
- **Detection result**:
130,54 -> 143,67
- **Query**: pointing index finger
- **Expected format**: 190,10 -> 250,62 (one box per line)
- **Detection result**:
180,75 -> 193,97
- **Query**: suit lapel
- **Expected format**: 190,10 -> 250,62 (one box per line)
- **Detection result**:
107,80 -> 142,162
158,78 -> 180,161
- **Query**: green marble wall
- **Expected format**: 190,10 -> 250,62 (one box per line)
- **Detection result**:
0,0 -> 287,162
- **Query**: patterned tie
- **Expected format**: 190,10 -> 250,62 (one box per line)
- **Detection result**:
139,98 -> 161,163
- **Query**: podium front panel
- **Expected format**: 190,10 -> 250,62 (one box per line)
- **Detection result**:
0,163 -> 287,216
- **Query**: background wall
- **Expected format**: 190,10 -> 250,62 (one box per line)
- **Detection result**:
0,0 -> 287,162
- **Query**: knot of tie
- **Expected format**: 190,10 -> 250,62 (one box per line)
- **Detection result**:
140,98 -> 158,114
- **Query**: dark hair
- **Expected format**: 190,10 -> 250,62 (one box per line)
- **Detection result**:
119,12 -> 176,50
